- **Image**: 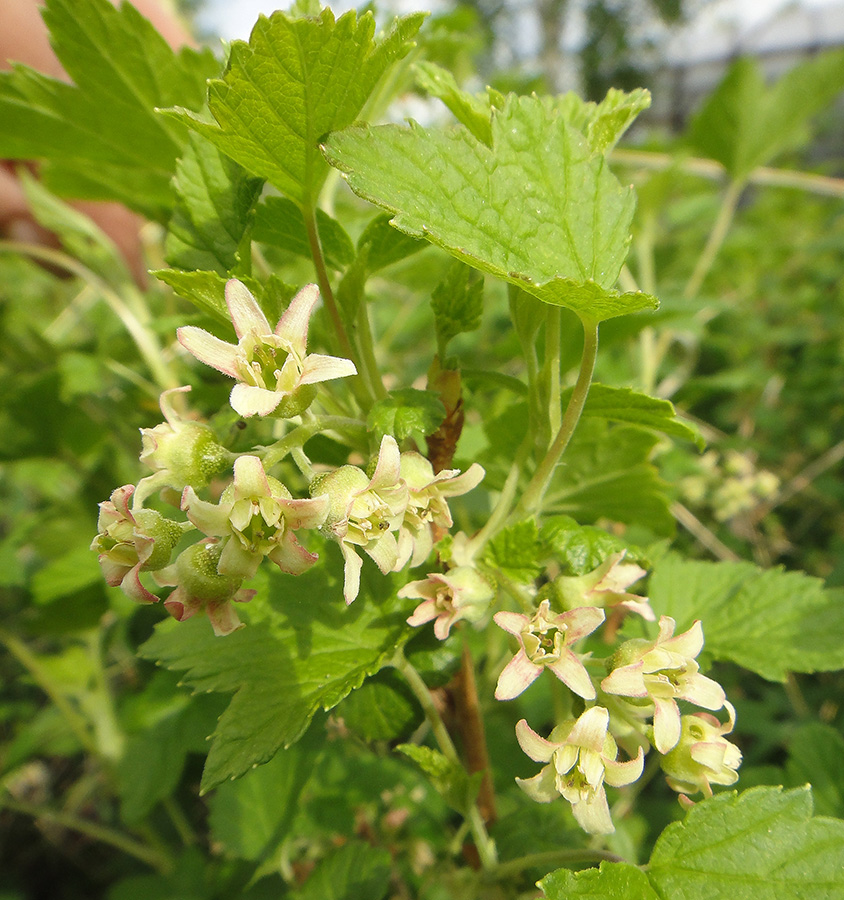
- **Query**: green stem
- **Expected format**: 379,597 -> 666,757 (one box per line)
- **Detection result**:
0,795 -> 174,874
484,847 -> 624,882
85,630 -> 125,762
0,631 -> 98,757
163,797 -> 196,847
543,307 -> 562,438
0,241 -> 179,391
516,317 -> 599,516
391,649 -> 498,870
683,179 -> 743,301
355,300 -> 388,401
260,416 -> 365,470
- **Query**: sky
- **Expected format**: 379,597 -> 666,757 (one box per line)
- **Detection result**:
196,0 -> 844,43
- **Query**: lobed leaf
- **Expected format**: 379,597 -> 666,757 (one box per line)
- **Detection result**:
325,95 -> 658,321
168,8 -> 425,207
367,389 -> 446,441
649,554 -> 844,681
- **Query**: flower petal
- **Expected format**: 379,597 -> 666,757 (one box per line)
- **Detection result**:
546,651 -> 597,700
233,455 -> 271,499
666,619 -> 704,659
601,661 -> 648,698
182,486 -> 231,537
218,537 -> 261,579
230,383 -> 283,417
177,326 -> 240,377
678,672 -> 726,711
340,543 -> 363,605
369,435 -> 401,491
275,283 -> 320,354
365,530 -> 399,574
120,565 -> 158,604
280,494 -> 329,531
436,463 -> 486,497
492,610 -> 528,637
226,279 -> 270,339
567,707 -> 610,752
407,598 -> 439,627
571,787 -> 614,835
516,767 -> 558,803
515,719 -> 557,762
207,600 -> 244,636
604,746 -> 645,787
299,353 -> 357,385
562,605 -> 605,643
653,696 -> 682,754
268,532 -> 318,575
495,650 -> 542,700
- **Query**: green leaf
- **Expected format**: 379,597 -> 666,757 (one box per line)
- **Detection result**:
165,133 -> 264,275
484,519 -> 542,583
253,197 -> 354,271
153,269 -> 264,325
649,554 -> 844,681
31,545 -> 102,605
324,95 -> 658,321
541,862 -> 659,900
367,389 -> 446,441
786,723 -> 844,819
168,8 -> 425,207
293,842 -> 392,900
540,515 -> 636,576
549,420 -> 674,536
551,87 -> 652,154
431,262 -> 484,355
543,787 -> 844,900
118,694 -> 223,825
0,0 -> 219,219
139,558 -> 413,791
356,213 -> 425,273
208,725 -> 320,860
335,670 -> 422,742
414,61 -> 494,145
689,50 -> 844,181
396,744 -> 481,814
567,384 -> 704,448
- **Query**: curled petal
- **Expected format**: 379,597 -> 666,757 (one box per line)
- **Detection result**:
182,486 -> 231,537
225,279 -> 271,339
340,543 -> 363,605
206,600 -> 245,637
280,494 -> 329,531
229,383 -> 283,418
515,719 -> 557,763
268,532 -> 318,575
604,746 -> 645,787
436,463 -> 485,496
120,566 -> 158,604
516,767 -> 558,803
601,661 -> 648,698
177,326 -> 240,377
653,696 -> 682,754
678,672 -> 726,711
495,651 -> 542,700
567,707 -> 610,753
275,283 -> 320,353
571,787 -> 614,835
406,598 -> 439,627
666,619 -> 705,659
370,435 -> 401,491
299,353 -> 358,385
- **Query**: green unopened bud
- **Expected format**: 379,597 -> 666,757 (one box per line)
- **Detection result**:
310,465 -> 370,526
171,542 -> 244,603
141,421 -> 228,489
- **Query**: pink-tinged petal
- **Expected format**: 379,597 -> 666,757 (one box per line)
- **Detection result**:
678,672 -> 726,711
164,587 -> 200,622
409,526 -> 434,569
666,620 -> 704,659
279,494 -> 329,531
229,383 -> 284,418
572,787 -> 614,834
515,719 -> 557,762
340,543 -> 363,604
158,385 -> 192,426
218,538 -> 261,579
516,767 -> 558,803
604,746 -> 645,787
433,612 -> 458,641
495,651 -> 542,700
653,697 -> 682,754
601,661 -> 648,697
365,530 -> 399,574
225,279 -> 270,339
562,606 -> 605,642
407,598 -> 439,627
656,616 -> 677,643
182,486 -> 231,537
493,610 -> 529,637
275,283 -> 320,353
299,353 -> 357,385
394,528 -> 414,571
567,707 -> 610,752
617,598 -> 656,621
436,463 -> 485,497
689,741 -> 728,770
110,485 -> 135,520
233,455 -> 271,499
268,532 -> 318,575
370,435 -> 401,491
177,326 -> 240,377
98,555 -> 129,587
547,652 -> 597,700
398,578 -> 438,601
120,566 -> 158,604
233,588 -> 257,604
207,600 -> 244,636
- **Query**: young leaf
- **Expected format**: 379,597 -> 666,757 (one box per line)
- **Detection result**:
324,95 -> 658,322
649,554 -> 844,681
168,8 -> 425,208
414,60 -> 494,145
551,87 -> 652,155
540,515 -> 638,576
786,723 -> 844,819
0,0 -> 219,219
484,519 -> 542,584
543,787 -> 844,900
367,389 -> 446,441
431,262 -> 484,355
563,384 -> 704,449
139,559 -> 413,792
293,842 -> 392,900
335,670 -> 422,742
253,197 -> 355,271
208,726 -> 320,861
165,133 -> 264,276
396,744 -> 482,814
688,50 -> 844,182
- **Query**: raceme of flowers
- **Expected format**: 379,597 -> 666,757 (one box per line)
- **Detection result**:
92,278 -> 739,834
